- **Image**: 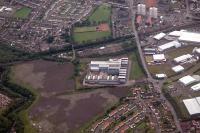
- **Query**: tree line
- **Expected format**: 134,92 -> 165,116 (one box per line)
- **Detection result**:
0,68 -> 36,133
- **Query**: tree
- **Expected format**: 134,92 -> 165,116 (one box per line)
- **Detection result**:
46,36 -> 54,44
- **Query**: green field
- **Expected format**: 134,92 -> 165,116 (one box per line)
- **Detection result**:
89,4 -> 111,23
147,64 -> 175,76
129,52 -> 145,80
166,46 -> 195,59
73,31 -> 111,44
14,7 -> 32,18
73,4 -> 111,44
74,26 -> 96,33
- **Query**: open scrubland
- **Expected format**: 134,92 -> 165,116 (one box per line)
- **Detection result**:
10,60 -> 129,133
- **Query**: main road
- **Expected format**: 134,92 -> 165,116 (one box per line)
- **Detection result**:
127,0 -> 182,132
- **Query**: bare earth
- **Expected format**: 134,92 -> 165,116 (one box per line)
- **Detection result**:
11,60 -> 129,133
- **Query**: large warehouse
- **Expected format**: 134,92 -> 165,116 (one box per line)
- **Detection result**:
179,75 -> 196,86
153,32 -> 166,40
90,58 -> 128,75
90,60 -> 121,75
172,65 -> 184,73
174,54 -> 193,63
191,83 -> 200,91
183,97 -> 200,116
153,54 -> 166,62
158,41 -> 181,51
85,58 -> 129,84
179,32 -> 200,43
168,30 -> 200,43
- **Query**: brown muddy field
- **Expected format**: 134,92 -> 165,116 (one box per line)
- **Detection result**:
12,60 -> 75,94
11,60 -> 130,133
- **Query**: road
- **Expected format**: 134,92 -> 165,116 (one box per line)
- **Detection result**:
127,0 -> 182,132
185,0 -> 190,18
128,0 -> 151,79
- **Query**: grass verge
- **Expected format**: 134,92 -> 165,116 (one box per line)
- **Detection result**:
129,52 -> 145,80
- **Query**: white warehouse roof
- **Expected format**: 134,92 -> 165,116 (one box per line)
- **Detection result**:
158,41 -> 181,51
155,74 -> 167,78
174,54 -> 193,63
179,75 -> 196,86
191,83 -> 200,91
195,48 -> 200,54
90,60 -> 122,71
183,97 -> 200,115
153,33 -> 166,40
153,54 -> 166,61
179,32 -> 200,43
168,31 -> 182,37
172,65 -> 184,73
168,30 -> 200,43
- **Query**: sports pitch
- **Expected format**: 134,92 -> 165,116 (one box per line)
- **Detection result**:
74,26 -> 97,33
88,4 -> 111,23
14,7 -> 32,18
73,31 -> 111,44
73,4 -> 111,44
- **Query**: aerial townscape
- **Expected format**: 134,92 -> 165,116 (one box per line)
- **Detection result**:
0,0 -> 200,133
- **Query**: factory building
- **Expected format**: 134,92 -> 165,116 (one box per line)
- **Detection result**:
0,6 -> 12,12
191,83 -> 200,91
143,48 -> 157,55
153,32 -> 166,40
179,75 -> 197,86
153,54 -> 166,62
183,97 -> 200,116
155,74 -> 167,79
158,41 -> 181,52
168,30 -> 200,43
174,54 -> 193,63
90,59 -> 121,75
194,48 -> 200,54
172,65 -> 184,73
85,58 -> 129,85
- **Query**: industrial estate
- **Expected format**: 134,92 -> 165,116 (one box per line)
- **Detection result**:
0,0 -> 200,133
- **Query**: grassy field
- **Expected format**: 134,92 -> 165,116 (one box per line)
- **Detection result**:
14,7 -> 32,18
135,121 -> 155,133
147,64 -> 175,76
73,31 -> 111,44
74,26 -> 96,33
166,45 -> 195,59
129,52 -> 145,80
73,4 -> 111,44
18,110 -> 37,133
89,4 -> 111,23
